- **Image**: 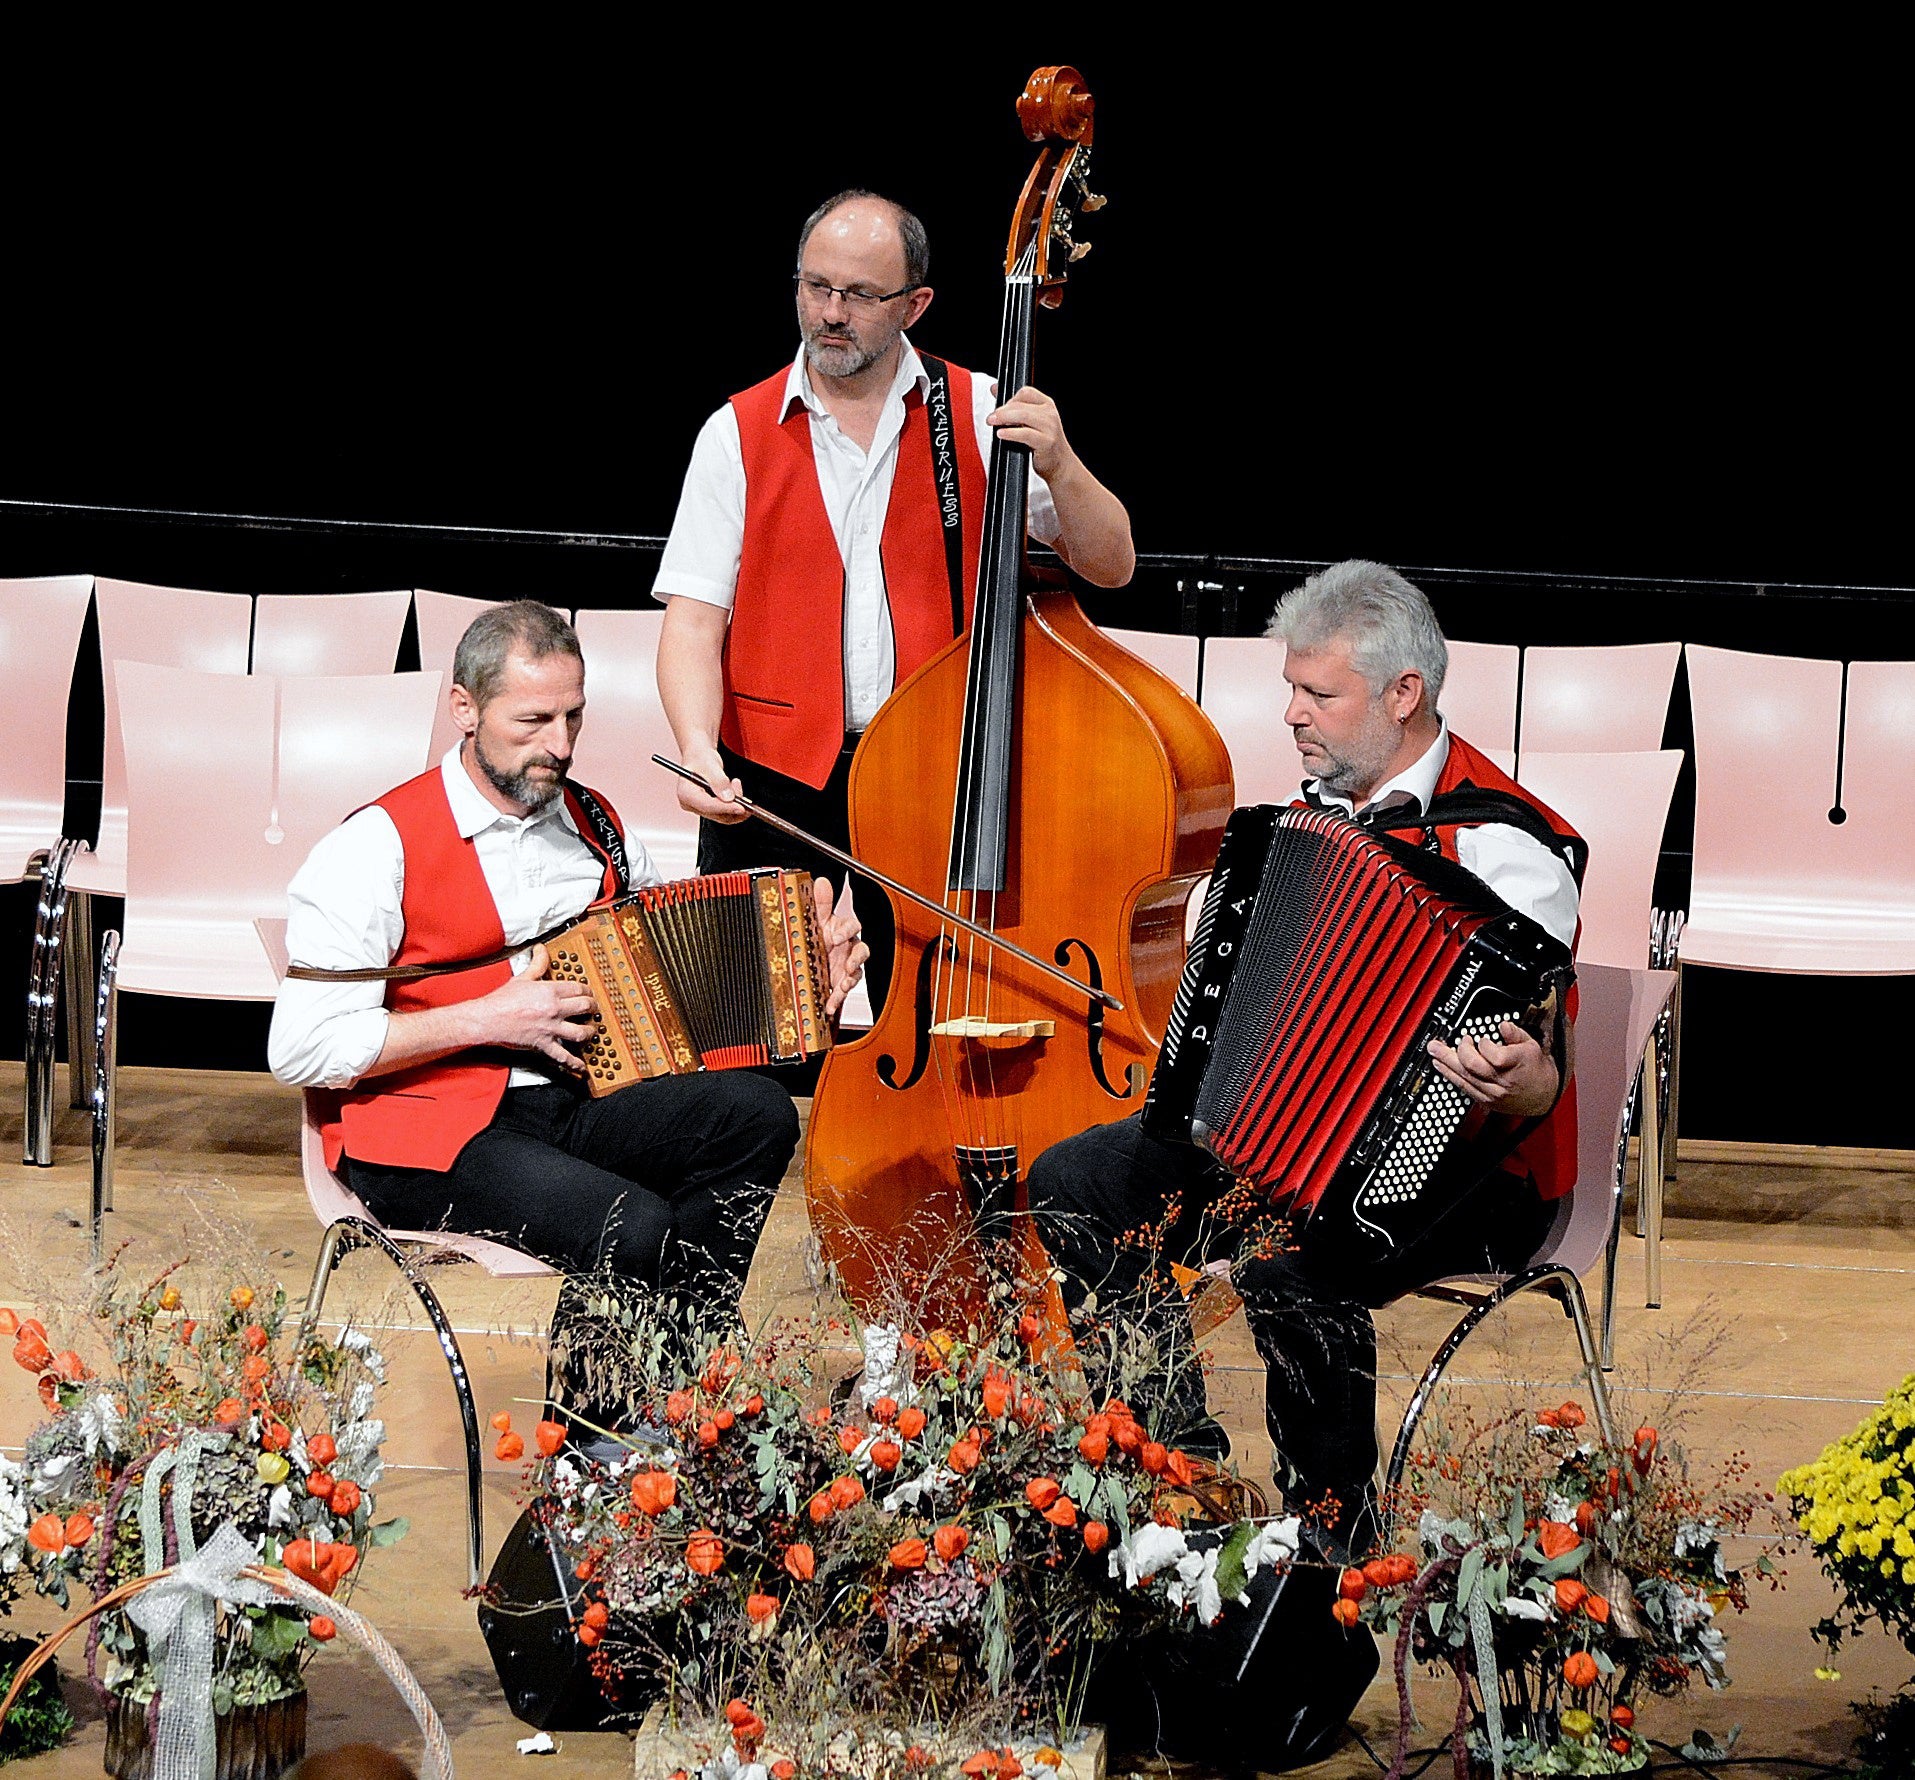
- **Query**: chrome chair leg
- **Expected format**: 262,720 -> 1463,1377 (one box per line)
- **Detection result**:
298,1217 -> 487,1590
89,931 -> 121,1255
23,838 -> 79,1165
1386,1266 -> 1619,1530
1638,1034 -> 1664,1311
64,888 -> 98,1111
1600,1082 -> 1633,1372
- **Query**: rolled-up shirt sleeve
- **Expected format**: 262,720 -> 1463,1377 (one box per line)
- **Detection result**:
267,807 -> 406,1089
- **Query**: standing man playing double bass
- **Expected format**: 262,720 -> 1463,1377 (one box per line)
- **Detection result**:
652,189 -> 1136,1012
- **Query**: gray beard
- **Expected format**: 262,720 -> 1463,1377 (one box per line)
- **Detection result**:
473,736 -> 565,810
804,330 -> 882,379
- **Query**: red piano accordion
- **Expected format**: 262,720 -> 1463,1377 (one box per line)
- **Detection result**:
1143,805 -> 1573,1268
545,869 -> 833,1094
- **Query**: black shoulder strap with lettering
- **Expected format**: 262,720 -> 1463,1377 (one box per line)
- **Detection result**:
566,783 -> 631,897
917,353 -> 966,638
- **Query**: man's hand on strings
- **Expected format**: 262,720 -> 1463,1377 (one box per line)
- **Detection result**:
987,385 -> 1080,486
814,878 -> 870,1020
1427,1019 -> 1560,1119
472,944 -> 598,1072
675,742 -> 748,824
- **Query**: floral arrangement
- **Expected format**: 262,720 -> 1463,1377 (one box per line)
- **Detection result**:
1779,1370 -> 1915,1776
493,1291 -> 1299,1780
1350,1398 -> 1774,1777
0,1241 -> 403,1722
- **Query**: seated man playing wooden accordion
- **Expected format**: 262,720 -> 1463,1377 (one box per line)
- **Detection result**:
1028,561 -> 1585,1560
269,601 -> 866,1424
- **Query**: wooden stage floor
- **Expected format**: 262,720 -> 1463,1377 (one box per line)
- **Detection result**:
2,1063 -> 1911,1777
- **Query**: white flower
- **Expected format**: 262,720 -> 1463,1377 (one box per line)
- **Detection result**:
1109,1523 -> 1190,1589
1500,1595 -> 1550,1621
1168,1546 -> 1225,1624
1240,1516 -> 1302,1582
78,1394 -> 126,1459
1676,1519 -> 1730,1581
267,1485 -> 296,1529
881,1466 -> 958,1513
857,1322 -> 906,1409
1543,1493 -> 1578,1525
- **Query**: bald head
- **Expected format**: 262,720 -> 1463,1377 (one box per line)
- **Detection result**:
796,189 -> 928,289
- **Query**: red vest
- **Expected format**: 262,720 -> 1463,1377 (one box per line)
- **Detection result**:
720,357 -> 989,789
1422,733 -> 1583,1202
318,767 -> 626,1173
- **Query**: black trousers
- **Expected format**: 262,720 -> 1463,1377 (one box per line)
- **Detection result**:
347,1073 -> 799,1416
699,737 -> 896,1016
1027,1113 -> 1555,1537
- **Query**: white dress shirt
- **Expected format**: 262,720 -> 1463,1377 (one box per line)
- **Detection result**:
268,748 -> 661,1092
652,337 -> 1063,730
1302,725 -> 1581,950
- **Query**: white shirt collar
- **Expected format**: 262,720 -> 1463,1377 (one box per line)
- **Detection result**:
779,334 -> 929,423
1308,721 -> 1452,815
437,744 -> 580,841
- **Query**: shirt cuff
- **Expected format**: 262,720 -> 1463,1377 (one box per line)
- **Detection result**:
317,1009 -> 392,1089
651,573 -> 737,611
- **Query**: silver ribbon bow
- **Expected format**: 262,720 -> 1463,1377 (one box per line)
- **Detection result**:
126,1517 -> 277,1780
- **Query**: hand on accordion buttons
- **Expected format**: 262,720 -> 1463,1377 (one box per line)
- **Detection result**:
477,943 -> 598,1072
813,878 -> 869,1019
1427,1019 -> 1560,1119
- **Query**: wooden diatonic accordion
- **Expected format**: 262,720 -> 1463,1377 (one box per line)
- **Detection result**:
1144,805 -> 1573,1266
545,870 -> 832,1095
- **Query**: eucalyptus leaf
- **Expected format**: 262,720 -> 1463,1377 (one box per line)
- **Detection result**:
369,1517 -> 409,1548
1214,1523 -> 1255,1604
1427,1599 -> 1447,1636
1457,1546 -> 1485,1614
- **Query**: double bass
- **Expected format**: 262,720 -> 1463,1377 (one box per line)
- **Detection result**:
803,65 -> 1234,1334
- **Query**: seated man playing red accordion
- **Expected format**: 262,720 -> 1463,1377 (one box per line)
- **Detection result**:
1028,560 -> 1583,1558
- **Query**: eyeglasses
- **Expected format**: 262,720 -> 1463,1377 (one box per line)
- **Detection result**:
792,274 -> 919,314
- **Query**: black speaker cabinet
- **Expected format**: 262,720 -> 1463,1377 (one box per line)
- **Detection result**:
1087,1526 -> 1379,1776
477,1505 -> 657,1732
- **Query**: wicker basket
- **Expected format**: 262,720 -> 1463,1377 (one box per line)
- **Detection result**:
0,1562 -> 452,1780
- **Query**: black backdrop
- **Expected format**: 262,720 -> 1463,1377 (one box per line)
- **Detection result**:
5,43 -> 1906,591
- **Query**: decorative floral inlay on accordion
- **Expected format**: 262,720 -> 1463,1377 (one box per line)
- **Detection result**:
546,869 -> 832,1093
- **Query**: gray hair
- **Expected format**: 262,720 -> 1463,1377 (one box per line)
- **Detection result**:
1267,559 -> 1448,706
796,189 -> 929,290
452,600 -> 581,709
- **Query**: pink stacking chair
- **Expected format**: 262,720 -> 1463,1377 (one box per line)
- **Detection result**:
1679,646 -> 1915,974
1198,635 -> 1301,808
414,589 -> 507,762
0,575 -> 94,886
255,916 -> 552,1588
570,607 -> 701,883
1440,639 -> 1519,770
1517,749 -> 1684,1308
1666,646 -> 1915,1186
252,589 -> 412,677
25,580 -> 254,1163
6,576 -> 96,1165
1517,751 -> 1682,970
1101,625 -> 1201,698
1518,642 -> 1681,759
1385,960 -> 1678,1504
87,667 -> 441,1243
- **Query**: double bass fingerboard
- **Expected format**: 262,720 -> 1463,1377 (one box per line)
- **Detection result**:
546,870 -> 832,1094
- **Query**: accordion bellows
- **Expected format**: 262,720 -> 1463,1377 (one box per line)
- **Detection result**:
1145,806 -> 1572,1264
546,870 -> 832,1093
